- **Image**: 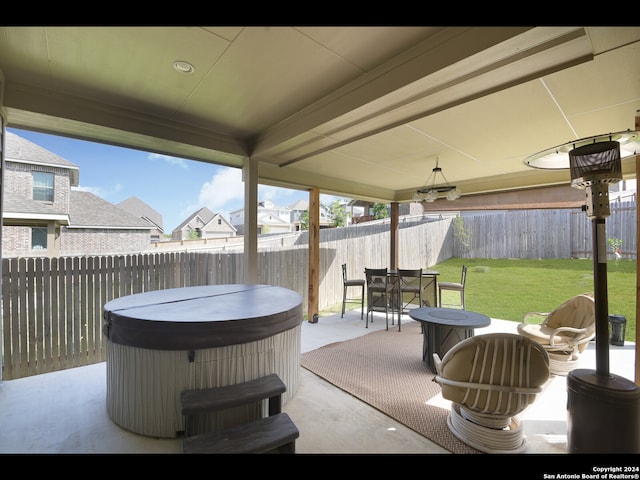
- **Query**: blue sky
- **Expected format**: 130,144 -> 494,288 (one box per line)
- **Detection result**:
9,127 -> 342,232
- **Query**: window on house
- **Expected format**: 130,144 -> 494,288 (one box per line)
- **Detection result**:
218,218 -> 222,225
31,227 -> 47,250
33,172 -> 54,202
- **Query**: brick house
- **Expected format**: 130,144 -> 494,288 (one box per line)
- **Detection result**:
2,131 -> 153,258
171,206 -> 237,240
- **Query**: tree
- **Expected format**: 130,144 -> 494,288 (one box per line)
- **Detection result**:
328,200 -> 349,227
372,203 -> 389,219
608,237 -> 623,260
453,214 -> 472,258
299,210 -> 309,231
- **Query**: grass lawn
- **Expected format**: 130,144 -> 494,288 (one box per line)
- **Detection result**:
431,257 -> 636,342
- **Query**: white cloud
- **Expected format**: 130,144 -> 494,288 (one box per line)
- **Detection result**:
148,153 -> 188,169
74,185 -> 104,196
74,183 -> 122,199
198,168 -> 244,212
193,167 -> 344,219
258,185 -> 302,204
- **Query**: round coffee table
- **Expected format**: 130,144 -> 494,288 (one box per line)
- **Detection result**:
409,307 -> 491,372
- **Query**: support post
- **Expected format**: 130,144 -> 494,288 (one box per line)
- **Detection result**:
390,202 -> 399,271
308,188 -> 320,322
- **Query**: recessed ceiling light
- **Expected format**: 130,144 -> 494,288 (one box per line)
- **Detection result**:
173,61 -> 195,74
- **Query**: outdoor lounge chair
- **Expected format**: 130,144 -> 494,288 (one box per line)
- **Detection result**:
516,293 -> 595,375
433,332 -> 550,453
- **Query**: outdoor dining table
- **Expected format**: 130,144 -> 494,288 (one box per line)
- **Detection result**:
102,284 -> 303,438
387,269 -> 440,310
408,307 -> 491,373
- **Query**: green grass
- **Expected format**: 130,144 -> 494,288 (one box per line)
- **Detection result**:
431,258 -> 636,342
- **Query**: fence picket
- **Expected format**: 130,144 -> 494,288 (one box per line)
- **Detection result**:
34,258 -> 45,374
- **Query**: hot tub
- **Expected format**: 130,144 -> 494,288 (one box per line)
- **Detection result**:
103,284 -> 303,438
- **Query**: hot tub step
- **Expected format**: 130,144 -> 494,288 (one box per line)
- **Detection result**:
181,412 -> 299,454
180,373 -> 287,436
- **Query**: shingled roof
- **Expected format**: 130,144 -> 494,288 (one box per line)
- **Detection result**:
117,196 -> 163,231
2,190 -> 70,224
173,207 -> 216,231
69,190 -> 152,229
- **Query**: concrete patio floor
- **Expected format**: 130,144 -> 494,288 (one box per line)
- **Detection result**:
0,308 -> 636,457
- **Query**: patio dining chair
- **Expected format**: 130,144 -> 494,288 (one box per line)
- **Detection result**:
397,268 -> 423,331
341,263 -> 365,319
365,268 -> 394,330
438,265 -> 467,309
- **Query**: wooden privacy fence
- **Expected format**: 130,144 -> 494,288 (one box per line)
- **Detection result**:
2,202 -> 636,380
0,218 -> 452,380
452,201 -> 636,260
1,252 -> 227,380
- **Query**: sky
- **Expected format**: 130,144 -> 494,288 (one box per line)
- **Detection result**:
8,127 -> 343,233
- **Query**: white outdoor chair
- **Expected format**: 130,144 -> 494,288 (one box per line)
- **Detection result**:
516,293 -> 595,375
433,332 -> 550,453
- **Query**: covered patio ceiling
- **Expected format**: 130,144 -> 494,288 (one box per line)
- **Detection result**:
1,26 -> 639,383
0,26 -> 639,203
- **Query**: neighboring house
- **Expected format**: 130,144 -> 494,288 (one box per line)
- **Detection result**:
343,200 -> 366,225
609,179 -> 637,202
348,200 -> 420,224
230,199 -> 338,234
171,207 -> 237,240
229,200 -> 297,235
288,199 -> 334,230
117,196 -> 164,243
258,211 -> 291,235
62,190 -> 157,256
2,131 -> 152,258
288,199 -> 308,231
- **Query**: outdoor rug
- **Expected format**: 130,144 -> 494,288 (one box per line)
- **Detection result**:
300,321 -> 481,454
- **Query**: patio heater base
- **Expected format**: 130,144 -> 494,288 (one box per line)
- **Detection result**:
567,368 -> 640,453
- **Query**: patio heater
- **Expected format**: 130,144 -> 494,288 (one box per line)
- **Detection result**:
524,130 -> 640,453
